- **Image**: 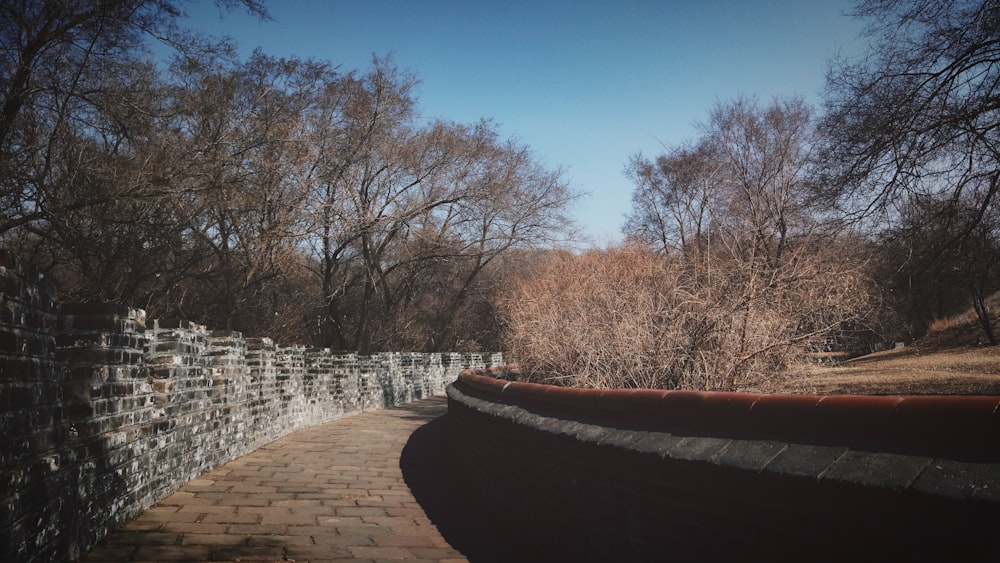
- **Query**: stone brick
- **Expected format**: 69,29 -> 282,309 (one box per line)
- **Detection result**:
1,253 -> 501,562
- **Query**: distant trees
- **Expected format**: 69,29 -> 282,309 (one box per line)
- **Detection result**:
819,0 -> 1000,343
874,196 -> 1000,343
0,0 -> 267,237
8,0 -> 995,381
624,139 -> 722,256
298,59 -> 574,352
0,2 -> 575,350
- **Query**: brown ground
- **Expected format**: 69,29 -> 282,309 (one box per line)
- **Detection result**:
746,301 -> 1000,395
754,344 -> 1000,395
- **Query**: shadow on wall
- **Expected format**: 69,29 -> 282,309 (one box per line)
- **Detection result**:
398,409 -> 543,562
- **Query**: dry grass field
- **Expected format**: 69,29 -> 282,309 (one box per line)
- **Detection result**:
748,296 -> 1000,395
757,345 -> 1000,395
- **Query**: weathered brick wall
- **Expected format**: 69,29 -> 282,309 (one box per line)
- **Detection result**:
448,369 -> 1000,562
0,253 -> 63,560
0,252 -> 502,562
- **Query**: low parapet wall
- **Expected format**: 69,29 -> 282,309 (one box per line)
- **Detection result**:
0,251 -> 502,562
447,368 -> 1000,561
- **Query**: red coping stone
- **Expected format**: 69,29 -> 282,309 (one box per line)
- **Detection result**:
594,388 -> 671,424
596,388 -> 668,409
499,379 -> 554,404
458,371 -> 507,395
650,390 -> 710,429
697,392 -> 764,433
746,394 -> 823,440
892,396 -> 1000,456
893,395 -> 1000,430
813,395 -> 903,444
539,386 -> 605,413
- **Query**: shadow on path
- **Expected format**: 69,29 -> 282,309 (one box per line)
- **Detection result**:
400,411 -> 542,562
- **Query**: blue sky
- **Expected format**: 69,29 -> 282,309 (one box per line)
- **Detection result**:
181,0 -> 867,245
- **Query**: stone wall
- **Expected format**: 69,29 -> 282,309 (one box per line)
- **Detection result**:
0,251 -> 501,562
449,368 -> 1000,562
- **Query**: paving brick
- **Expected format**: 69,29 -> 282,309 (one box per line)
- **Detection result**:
134,510 -> 202,524
208,545 -> 285,560
284,543 -> 354,560
257,511 -> 320,526
119,520 -> 166,532
213,494 -> 272,506
130,545 -> 215,561
372,534 -> 445,548
79,543 -> 138,561
272,498 -> 325,508
227,484 -> 278,494
667,436 -> 733,461
276,485 -> 327,493
289,504 -> 336,515
336,506 -> 388,517
81,399 -> 466,562
199,512 -> 260,524
159,522 -> 229,534
245,533 -> 317,547
180,533 -> 249,546
226,523 -> 288,535
176,504 -> 236,514
334,525 -> 397,537
385,506 -> 427,518
159,491 -> 215,506
348,545 -> 415,559
713,439 -> 788,471
387,524 -> 442,537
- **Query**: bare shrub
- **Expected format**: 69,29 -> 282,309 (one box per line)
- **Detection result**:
499,243 -> 877,391
499,246 -> 677,389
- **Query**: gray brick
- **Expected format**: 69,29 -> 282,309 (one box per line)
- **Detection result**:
820,450 -> 931,490
762,443 -> 849,479
912,460 -> 1000,501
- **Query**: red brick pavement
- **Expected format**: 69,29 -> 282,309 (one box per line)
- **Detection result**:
82,398 -> 467,562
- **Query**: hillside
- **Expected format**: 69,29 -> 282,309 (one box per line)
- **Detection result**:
751,294 -> 1000,395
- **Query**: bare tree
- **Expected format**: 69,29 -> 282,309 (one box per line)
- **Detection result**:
877,195 -> 1000,343
0,0 -> 267,238
820,0 -> 1000,221
1,4 -> 575,351
505,97 -> 878,391
819,0 -> 1000,343
303,59 -> 575,352
163,52 -> 334,330
624,140 -> 724,256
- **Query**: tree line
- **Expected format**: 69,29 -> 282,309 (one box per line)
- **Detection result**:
3,1 -> 997,389
0,0 -> 574,352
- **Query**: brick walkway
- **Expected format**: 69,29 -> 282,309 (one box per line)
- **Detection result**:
82,398 -> 470,562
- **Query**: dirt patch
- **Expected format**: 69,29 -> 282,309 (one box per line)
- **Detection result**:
747,345 -> 1000,395
742,294 -> 1000,396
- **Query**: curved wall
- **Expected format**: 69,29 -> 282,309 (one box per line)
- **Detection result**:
447,368 -> 1000,561
0,251 -> 502,562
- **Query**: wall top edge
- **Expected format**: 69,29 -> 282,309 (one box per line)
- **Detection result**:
456,368 -> 1000,462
